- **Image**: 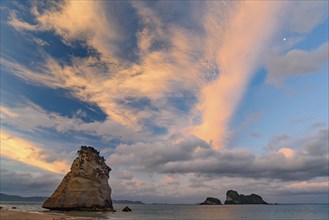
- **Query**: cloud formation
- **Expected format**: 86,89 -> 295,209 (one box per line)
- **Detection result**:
287,1 -> 328,34
266,42 -> 329,85
109,128 -> 328,181
4,1 -> 287,150
0,103 -> 148,142
0,130 -> 70,174
192,1 -> 283,148
9,1 -> 124,58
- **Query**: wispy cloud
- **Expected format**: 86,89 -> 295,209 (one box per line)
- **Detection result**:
0,102 -> 148,142
0,130 -> 70,174
8,11 -> 38,31
4,1 -> 327,147
10,1 -> 123,58
3,1 -> 287,151
4,0 -> 207,136
0,106 -> 18,118
287,1 -> 328,34
191,1 -> 284,149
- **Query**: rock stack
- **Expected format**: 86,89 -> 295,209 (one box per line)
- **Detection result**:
224,190 -> 267,204
200,197 -> 222,205
43,146 -> 114,211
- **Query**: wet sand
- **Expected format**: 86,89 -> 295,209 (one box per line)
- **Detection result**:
0,209 -> 98,220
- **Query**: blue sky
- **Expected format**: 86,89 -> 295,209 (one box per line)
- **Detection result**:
0,1 -> 328,204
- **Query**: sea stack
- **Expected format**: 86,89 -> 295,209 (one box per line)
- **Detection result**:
43,146 -> 114,211
200,197 -> 222,205
224,190 -> 267,204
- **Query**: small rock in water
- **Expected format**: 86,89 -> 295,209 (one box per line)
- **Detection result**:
122,206 -> 132,212
12,207 -> 16,209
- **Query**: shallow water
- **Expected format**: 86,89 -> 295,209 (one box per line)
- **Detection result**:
1,202 -> 328,220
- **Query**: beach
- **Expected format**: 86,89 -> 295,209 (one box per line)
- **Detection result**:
0,209 -> 96,220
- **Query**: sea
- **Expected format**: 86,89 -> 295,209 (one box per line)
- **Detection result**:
1,202 -> 328,220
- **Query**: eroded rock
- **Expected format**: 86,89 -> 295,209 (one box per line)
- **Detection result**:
200,197 -> 222,205
43,146 -> 114,211
225,190 -> 267,204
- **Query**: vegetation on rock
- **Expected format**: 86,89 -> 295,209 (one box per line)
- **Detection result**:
225,190 -> 267,204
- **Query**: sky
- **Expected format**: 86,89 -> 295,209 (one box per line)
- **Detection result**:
0,0 -> 328,204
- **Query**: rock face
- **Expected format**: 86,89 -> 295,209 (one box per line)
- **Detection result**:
224,190 -> 267,204
42,146 -> 114,211
200,197 -> 222,205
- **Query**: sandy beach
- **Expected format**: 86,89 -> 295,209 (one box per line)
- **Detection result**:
0,209 -> 98,220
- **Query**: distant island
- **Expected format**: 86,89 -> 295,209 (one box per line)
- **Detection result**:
0,193 -> 144,205
225,190 -> 268,204
112,200 -> 145,205
200,197 -> 222,205
0,193 -> 47,202
200,190 -> 268,205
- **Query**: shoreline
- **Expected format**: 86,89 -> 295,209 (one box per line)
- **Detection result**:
0,209 -> 97,220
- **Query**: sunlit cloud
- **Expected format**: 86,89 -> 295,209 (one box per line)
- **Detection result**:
4,1 -> 285,148
3,0 -> 326,160
0,103 -> 148,142
160,176 -> 178,185
0,106 -> 18,118
3,0 -> 206,133
33,1 -> 122,58
8,11 -> 38,31
278,147 -> 295,158
287,181 -> 329,190
192,1 -> 283,149
0,130 -> 70,174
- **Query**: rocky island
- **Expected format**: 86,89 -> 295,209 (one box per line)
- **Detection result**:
42,146 -> 114,211
200,197 -> 222,205
224,190 -> 268,204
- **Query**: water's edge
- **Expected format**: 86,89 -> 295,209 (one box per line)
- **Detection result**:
1,202 -> 328,220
